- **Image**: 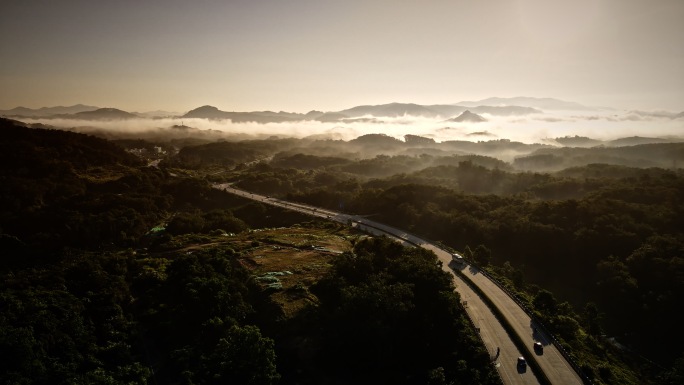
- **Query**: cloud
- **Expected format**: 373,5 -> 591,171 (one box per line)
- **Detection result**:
17,109 -> 684,147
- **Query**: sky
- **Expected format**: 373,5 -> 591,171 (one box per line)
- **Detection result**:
2,0 -> 683,113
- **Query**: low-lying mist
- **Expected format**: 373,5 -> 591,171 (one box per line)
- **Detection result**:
20,109 -> 684,146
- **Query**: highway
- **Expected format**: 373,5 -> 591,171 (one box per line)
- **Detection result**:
215,184 -> 585,385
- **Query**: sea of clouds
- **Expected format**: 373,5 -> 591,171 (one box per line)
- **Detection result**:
20,109 -> 684,145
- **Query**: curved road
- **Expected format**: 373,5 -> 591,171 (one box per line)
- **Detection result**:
215,184 -> 584,385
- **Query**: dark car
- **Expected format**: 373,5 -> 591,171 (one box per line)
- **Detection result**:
517,356 -> 527,368
534,342 -> 543,353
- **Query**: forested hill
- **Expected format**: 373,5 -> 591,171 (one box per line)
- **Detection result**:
0,119 -> 500,385
0,118 -> 159,255
514,142 -> 684,171
0,118 -> 142,171
0,118 -> 308,256
215,149 -> 684,381
159,131 -> 684,173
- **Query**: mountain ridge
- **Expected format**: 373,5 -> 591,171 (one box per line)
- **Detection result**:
447,110 -> 487,123
0,104 -> 99,117
4,97 -> 678,122
456,96 -> 593,110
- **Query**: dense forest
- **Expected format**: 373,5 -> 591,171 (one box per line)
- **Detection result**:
227,153 -> 684,372
154,130 -> 684,383
0,119 -> 500,385
3,117 -> 684,384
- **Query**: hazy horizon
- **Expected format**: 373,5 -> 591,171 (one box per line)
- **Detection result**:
14,108 -> 684,151
2,0 -> 683,113
1,96 -> 683,116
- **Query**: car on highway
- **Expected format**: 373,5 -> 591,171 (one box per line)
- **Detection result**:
534,341 -> 543,353
517,356 -> 527,368
449,253 -> 465,269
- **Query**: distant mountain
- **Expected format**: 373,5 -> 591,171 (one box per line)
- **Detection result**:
456,97 -> 592,111
182,105 -> 230,119
554,136 -> 603,147
334,102 -> 540,119
181,105 -> 305,123
0,104 -> 99,118
0,105 -> 143,120
180,102 -> 541,122
0,99 -> 555,122
299,109 -> 350,122
337,103 -> 438,118
446,110 -> 487,123
304,110 -> 324,118
136,110 -> 180,118
70,108 -> 139,120
630,110 -> 684,119
318,112 -> 352,122
422,105 -> 468,116
469,105 -> 541,116
422,104 -> 541,117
